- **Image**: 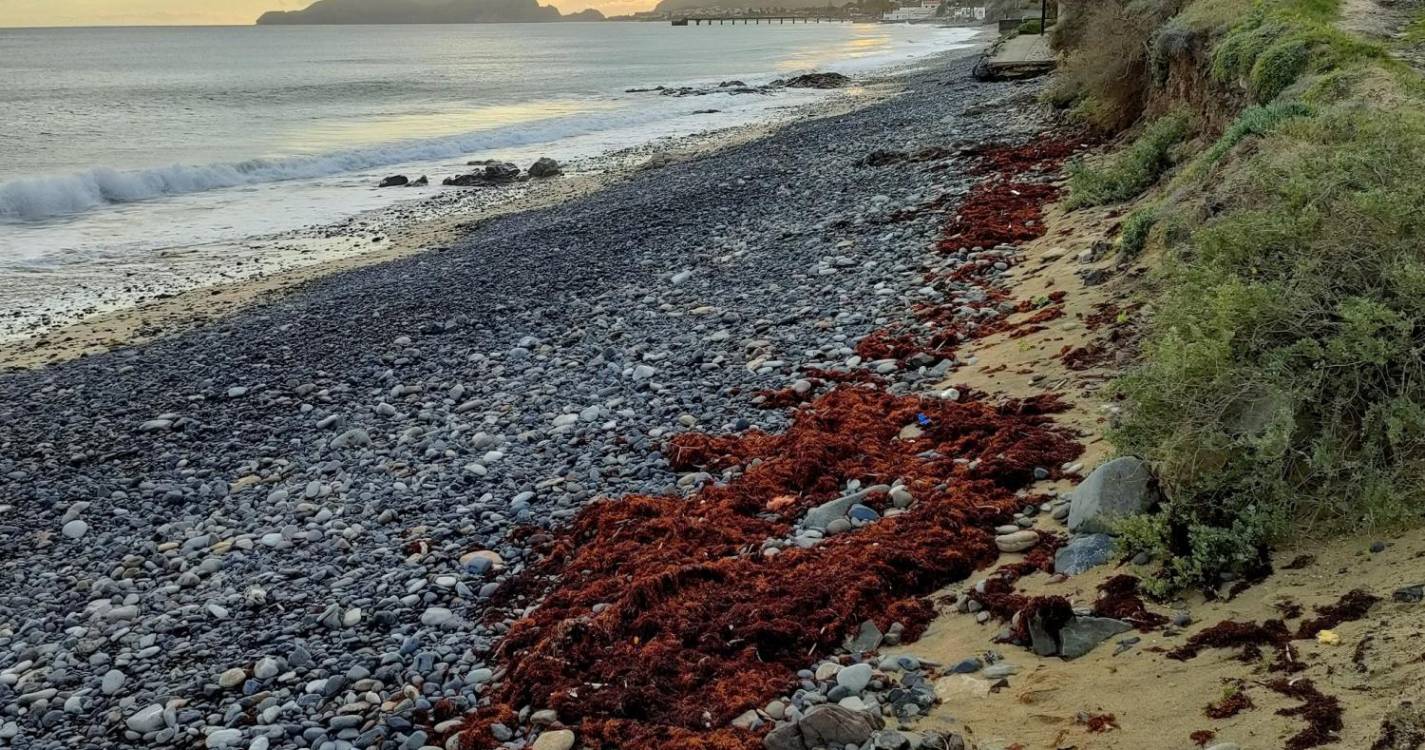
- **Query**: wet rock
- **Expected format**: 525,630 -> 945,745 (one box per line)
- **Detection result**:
445,162 -> 522,186
782,72 -> 851,89
1067,457 -> 1158,534
529,158 -> 563,178
378,175 -> 409,188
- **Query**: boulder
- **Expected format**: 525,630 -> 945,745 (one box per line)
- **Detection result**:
529,157 -> 563,178
797,705 -> 883,747
377,175 -> 409,188
1053,533 -> 1116,575
444,162 -> 522,187
803,485 -> 889,530
1067,457 -> 1158,535
782,72 -> 851,89
764,722 -> 806,750
411,175 -> 429,186
482,162 -> 522,181
1058,616 -> 1133,659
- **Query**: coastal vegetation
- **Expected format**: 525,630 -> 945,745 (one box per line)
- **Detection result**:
1052,0 -> 1425,594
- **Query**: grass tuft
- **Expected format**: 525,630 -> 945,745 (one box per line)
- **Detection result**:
1067,112 -> 1195,208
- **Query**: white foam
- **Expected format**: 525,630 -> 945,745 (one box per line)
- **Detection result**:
0,105 -> 692,222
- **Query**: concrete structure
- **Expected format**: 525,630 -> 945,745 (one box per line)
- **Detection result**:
883,0 -> 941,22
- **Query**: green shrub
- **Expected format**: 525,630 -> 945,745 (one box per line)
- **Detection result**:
1067,112 -> 1195,208
1211,15 -> 1283,84
1250,37 -> 1311,101
1201,101 -> 1312,164
1119,206 -> 1159,256
1018,18 -> 1043,34
1113,106 -> 1425,591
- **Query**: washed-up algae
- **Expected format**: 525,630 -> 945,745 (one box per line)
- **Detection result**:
455,387 -> 1082,750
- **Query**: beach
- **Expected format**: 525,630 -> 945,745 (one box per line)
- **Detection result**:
0,45 -> 1072,749
0,22 -> 980,353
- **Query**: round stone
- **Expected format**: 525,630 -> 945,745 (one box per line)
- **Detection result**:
995,530 -> 1039,553
532,729 -> 575,750
61,520 -> 88,539
835,662 -> 873,694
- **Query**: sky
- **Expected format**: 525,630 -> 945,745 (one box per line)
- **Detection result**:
0,0 -> 638,27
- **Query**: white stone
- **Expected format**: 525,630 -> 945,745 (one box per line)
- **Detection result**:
995,530 -> 1040,553
61,520 -> 88,539
532,729 -> 575,750
126,705 -> 166,733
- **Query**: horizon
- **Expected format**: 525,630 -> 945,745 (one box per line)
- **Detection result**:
0,0 -> 659,28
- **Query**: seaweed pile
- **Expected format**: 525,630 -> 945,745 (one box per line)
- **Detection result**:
440,133 -> 1090,750
455,388 -> 1081,750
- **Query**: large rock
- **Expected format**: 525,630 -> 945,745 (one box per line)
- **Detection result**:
1054,533 -> 1116,575
444,161 -> 522,186
797,705 -> 884,747
803,485 -> 889,530
529,157 -> 563,178
1067,457 -> 1158,534
1058,616 -> 1133,659
377,175 -> 409,188
764,722 -> 806,750
782,72 -> 851,89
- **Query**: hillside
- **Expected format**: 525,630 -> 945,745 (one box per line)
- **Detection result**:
256,0 -> 603,24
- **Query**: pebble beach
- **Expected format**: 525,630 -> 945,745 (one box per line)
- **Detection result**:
0,48 -> 1061,750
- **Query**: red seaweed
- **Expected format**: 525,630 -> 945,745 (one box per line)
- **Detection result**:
456,387 -> 1082,750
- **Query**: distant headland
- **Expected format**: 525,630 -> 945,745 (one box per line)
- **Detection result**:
255,0 -> 606,25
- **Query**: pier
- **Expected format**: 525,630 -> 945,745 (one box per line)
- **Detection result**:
672,16 -> 853,25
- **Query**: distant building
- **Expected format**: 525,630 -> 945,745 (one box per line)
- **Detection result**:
944,5 -> 987,21
883,0 -> 941,22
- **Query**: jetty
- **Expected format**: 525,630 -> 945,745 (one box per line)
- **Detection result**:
672,16 -> 852,25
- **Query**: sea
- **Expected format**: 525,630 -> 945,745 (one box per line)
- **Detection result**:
0,22 -> 979,336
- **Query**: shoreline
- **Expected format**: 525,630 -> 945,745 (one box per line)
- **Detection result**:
0,47 -> 1055,750
0,40 -> 988,371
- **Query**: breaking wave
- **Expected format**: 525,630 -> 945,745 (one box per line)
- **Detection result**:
0,104 -> 688,222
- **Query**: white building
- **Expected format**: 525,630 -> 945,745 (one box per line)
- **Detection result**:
883,0 -> 940,22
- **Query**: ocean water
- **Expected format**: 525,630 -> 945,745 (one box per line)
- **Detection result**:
0,22 -> 978,333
